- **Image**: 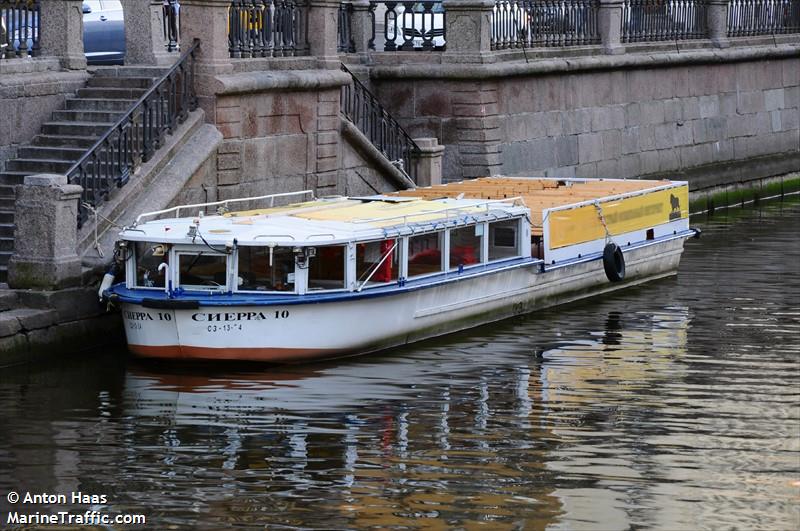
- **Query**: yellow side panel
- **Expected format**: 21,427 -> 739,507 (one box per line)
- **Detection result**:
548,185 -> 688,249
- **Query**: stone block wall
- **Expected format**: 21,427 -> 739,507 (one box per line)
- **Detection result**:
371,53 -> 799,189
211,87 -> 343,200
0,62 -> 88,171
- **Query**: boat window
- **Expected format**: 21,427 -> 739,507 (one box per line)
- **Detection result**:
357,239 -> 399,286
177,253 -> 227,290
134,241 -> 168,288
408,231 -> 443,277
488,219 -> 520,261
237,246 -> 295,292
449,225 -> 483,270
308,245 -> 346,290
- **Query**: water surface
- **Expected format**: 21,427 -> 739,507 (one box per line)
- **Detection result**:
1,199 -> 798,530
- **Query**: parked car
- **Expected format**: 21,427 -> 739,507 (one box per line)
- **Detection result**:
83,0 -> 125,65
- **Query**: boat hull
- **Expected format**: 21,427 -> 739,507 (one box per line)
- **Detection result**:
120,238 -> 687,363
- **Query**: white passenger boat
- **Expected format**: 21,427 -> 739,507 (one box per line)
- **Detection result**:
103,177 -> 697,362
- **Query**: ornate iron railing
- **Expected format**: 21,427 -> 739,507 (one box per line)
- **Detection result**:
491,0 -> 601,48
228,0 -> 308,58
727,0 -> 800,35
368,1 -> 446,51
0,0 -> 40,59
163,0 -> 180,52
622,0 -> 709,42
67,40 -> 199,228
338,1 -> 355,52
340,64 -> 420,183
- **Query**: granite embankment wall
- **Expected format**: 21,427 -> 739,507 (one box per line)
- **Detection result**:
370,47 -> 800,189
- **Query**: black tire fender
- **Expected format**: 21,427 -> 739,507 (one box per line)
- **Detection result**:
602,242 -> 625,282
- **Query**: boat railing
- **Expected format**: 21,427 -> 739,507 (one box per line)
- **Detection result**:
350,197 -> 528,227
133,190 -> 316,226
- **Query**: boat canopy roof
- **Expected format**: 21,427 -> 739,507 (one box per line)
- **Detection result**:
121,195 -> 529,246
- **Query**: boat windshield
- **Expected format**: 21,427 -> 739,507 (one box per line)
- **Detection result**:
449,225 -> 483,270
356,239 -> 399,286
134,241 -> 168,288
237,246 -> 296,292
177,252 -> 227,290
308,245 -> 347,291
488,219 -> 520,260
408,232 -> 443,278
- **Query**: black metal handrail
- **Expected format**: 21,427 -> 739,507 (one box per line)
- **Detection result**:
340,64 -> 420,184
622,0 -> 709,42
368,1 -> 446,51
228,0 -> 308,58
491,0 -> 601,49
727,0 -> 800,36
0,0 -> 40,59
67,39 -> 200,228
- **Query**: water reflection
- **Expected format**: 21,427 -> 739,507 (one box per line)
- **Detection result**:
0,199 -> 798,529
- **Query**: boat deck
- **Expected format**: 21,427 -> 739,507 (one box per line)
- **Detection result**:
392,177 -> 672,234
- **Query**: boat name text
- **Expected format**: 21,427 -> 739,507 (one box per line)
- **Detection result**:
192,311 -> 290,322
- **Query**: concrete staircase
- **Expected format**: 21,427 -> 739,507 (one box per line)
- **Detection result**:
0,67 -> 167,283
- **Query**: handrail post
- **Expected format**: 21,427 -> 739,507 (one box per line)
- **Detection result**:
39,0 -> 85,70
707,0 -> 730,47
8,175 -> 83,289
308,0 -> 341,67
599,0 -> 625,54
442,0 -> 496,63
121,0 -> 179,65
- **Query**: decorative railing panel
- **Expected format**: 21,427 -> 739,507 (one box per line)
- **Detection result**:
368,1 -> 446,51
228,0 -> 308,58
0,0 -> 40,59
491,0 -> 601,48
622,0 -> 709,42
67,40 -> 199,228
338,1 -> 355,52
340,64 -> 420,183
163,0 -> 180,52
727,0 -> 800,35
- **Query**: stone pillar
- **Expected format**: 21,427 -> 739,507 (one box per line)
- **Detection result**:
178,0 -> 234,120
707,0 -> 730,48
599,0 -> 625,55
308,0 -> 341,68
442,0 -> 495,63
413,138 -> 445,187
39,0 -> 86,70
122,0 -> 176,65
8,175 -> 83,290
351,0 -> 372,54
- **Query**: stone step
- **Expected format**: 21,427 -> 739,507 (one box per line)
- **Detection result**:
0,211 -> 14,224
17,146 -> 86,161
0,308 -> 57,336
32,134 -> 99,149
0,185 -> 16,198
0,223 -> 14,238
0,172 -> 31,186
6,158 -> 76,174
0,290 -> 16,311
90,66 -> 170,78
86,76 -> 155,89
40,122 -> 114,137
77,87 -> 149,100
52,110 -> 125,124
0,237 -> 14,253
66,98 -> 137,112
0,198 -> 14,211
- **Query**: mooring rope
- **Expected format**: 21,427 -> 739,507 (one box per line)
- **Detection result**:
81,202 -> 124,259
593,200 -> 611,242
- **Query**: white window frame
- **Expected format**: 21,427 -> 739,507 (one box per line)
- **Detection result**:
233,245 -> 299,295
406,230 -> 446,280
487,217 -> 524,263
129,241 -> 171,292
447,222 -> 486,272
174,248 -> 230,293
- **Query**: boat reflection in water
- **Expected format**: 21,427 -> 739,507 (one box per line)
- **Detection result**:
120,305 -> 690,528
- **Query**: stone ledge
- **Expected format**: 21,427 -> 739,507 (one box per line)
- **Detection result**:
341,118 -> 416,189
214,69 -> 351,95
0,57 -> 62,75
370,43 -> 800,80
